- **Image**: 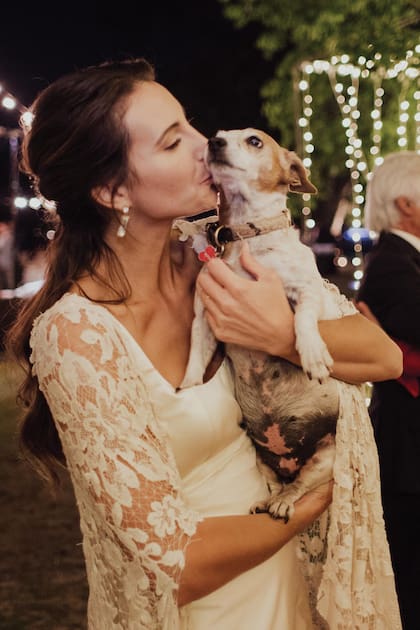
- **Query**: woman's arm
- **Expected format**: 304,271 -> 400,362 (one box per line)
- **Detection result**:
33,305 -> 332,611
196,244 -> 402,384
318,314 -> 402,383
178,481 -> 332,606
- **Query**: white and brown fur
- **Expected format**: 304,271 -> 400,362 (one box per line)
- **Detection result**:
181,128 -> 346,521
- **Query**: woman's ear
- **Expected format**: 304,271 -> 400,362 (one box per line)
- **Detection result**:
91,184 -> 131,210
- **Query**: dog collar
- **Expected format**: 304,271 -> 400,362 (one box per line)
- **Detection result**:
206,209 -> 292,255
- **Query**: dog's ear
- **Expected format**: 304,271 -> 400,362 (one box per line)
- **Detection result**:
284,151 -> 317,195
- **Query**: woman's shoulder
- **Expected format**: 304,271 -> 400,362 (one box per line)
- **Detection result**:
32,293 -> 107,334
30,293 -> 122,363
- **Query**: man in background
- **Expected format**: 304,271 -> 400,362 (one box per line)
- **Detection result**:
357,151 -> 420,630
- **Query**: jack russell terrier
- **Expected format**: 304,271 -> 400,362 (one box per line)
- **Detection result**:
179,128 -> 355,522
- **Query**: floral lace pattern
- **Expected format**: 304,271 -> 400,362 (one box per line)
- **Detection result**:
297,281 -> 402,629
30,295 -> 202,629
29,285 -> 402,629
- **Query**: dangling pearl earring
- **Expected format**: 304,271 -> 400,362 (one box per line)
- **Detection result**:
117,206 -> 130,238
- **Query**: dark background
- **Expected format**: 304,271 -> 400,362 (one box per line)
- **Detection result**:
1,3 -> 346,287
0,0 -> 278,195
1,2 -> 351,287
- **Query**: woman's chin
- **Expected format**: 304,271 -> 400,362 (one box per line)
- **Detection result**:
183,195 -> 218,219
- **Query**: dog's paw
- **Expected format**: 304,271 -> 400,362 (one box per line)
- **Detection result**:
297,337 -> 333,383
249,499 -> 270,514
266,494 -> 296,523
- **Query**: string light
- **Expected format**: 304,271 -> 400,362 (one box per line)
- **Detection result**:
414,87 -> 420,152
297,48 -> 420,291
0,83 -> 50,215
0,83 -> 28,116
0,82 -> 32,146
297,66 -> 316,242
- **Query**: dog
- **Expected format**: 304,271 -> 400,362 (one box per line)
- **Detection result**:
179,128 -> 355,522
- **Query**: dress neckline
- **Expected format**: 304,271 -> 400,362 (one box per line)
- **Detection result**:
60,292 -> 225,393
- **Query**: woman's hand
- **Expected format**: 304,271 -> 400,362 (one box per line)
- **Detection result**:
196,243 -> 402,383
296,480 -> 334,516
196,242 -> 298,361
179,477 -> 333,606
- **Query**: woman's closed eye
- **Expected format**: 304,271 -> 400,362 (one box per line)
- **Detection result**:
165,138 -> 181,150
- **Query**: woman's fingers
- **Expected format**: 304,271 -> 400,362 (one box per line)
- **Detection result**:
196,267 -> 231,308
195,244 -> 296,358
197,242 -> 274,301
200,257 -> 244,294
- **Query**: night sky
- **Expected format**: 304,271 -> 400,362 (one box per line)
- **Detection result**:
0,0 -> 277,198
0,1 -> 275,134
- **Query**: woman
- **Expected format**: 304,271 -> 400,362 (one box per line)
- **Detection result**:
7,59 -> 402,629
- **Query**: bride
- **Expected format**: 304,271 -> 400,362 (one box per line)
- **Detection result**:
7,58 -> 402,629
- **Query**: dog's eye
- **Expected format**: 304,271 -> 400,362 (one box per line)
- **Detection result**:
246,136 -> 263,149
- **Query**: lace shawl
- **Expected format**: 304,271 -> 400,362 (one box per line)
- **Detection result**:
30,296 -> 202,630
297,281 -> 402,629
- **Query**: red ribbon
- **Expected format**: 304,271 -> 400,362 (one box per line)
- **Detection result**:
198,246 -> 217,262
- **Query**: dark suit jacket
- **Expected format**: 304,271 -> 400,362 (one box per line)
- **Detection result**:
357,231 -> 420,494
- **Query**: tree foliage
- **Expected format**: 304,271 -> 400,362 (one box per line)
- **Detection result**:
218,0 -> 420,226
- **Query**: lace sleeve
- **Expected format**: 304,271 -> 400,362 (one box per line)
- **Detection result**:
322,278 -> 358,317
30,302 -> 201,629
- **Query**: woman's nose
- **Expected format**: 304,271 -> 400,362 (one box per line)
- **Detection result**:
194,131 -> 209,160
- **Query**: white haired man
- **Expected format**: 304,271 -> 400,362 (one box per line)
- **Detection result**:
357,151 -> 420,630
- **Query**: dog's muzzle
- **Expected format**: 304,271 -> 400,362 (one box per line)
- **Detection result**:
207,136 -> 231,165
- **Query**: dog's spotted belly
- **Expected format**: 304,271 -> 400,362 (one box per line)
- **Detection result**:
230,351 -> 340,483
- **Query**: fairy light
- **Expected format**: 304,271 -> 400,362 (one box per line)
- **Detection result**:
0,83 -> 50,216
14,196 -> 28,209
323,57 -> 369,288
327,59 -> 368,237
29,197 -> 42,210
2,96 -> 16,110
298,65 -> 316,241
296,48 -> 420,292
370,80 -> 384,159
398,96 -> 410,148
414,86 -> 420,152
0,83 -> 28,116
20,110 -> 34,129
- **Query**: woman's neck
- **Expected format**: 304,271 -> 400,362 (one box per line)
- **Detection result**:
77,218 -> 199,304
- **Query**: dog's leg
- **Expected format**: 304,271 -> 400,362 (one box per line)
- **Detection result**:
250,457 -> 284,514
264,439 -> 335,522
181,293 -> 218,388
292,287 -> 334,382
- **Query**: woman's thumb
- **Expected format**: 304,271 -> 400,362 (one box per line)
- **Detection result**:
239,241 -> 267,280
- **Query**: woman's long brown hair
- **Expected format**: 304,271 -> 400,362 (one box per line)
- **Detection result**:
6,58 -> 155,487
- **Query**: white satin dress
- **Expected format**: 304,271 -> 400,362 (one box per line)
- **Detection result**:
138,352 -> 313,630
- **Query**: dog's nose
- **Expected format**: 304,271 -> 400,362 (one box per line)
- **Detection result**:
208,136 -> 227,153
208,136 -> 227,161
208,136 -> 227,150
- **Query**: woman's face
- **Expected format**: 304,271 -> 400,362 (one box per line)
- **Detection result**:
123,81 -> 217,220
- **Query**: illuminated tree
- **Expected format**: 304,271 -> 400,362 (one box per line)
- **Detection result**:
218,0 -> 420,232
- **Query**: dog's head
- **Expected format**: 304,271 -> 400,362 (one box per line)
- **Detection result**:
206,128 -> 317,204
